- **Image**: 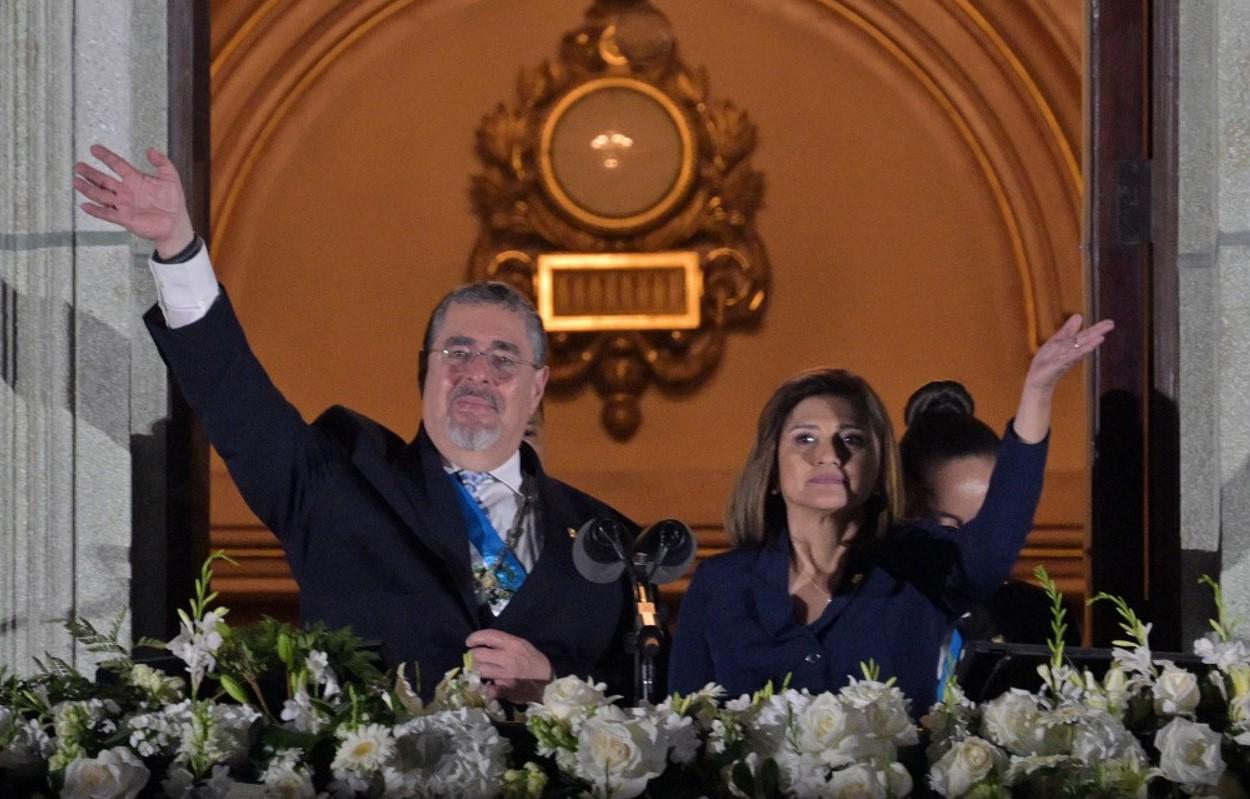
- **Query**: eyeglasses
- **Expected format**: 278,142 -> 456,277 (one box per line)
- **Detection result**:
428,347 -> 540,380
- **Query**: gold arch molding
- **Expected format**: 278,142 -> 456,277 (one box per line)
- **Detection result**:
210,0 -> 1081,349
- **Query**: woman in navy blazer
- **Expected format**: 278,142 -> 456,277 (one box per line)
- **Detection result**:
668,315 -> 1113,714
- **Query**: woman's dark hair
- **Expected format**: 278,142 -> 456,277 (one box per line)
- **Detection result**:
899,380 -> 999,517
727,368 -> 904,548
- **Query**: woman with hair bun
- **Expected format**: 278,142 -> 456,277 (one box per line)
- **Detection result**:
900,381 -> 1080,695
900,381 -> 999,530
668,316 -> 1112,712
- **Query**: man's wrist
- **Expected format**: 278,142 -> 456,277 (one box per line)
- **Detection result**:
154,235 -> 202,264
154,218 -> 198,261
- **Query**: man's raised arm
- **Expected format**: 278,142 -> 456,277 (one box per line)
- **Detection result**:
74,145 -> 218,328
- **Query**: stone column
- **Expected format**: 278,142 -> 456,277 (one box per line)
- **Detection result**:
1178,0 -> 1250,625
0,0 -> 169,673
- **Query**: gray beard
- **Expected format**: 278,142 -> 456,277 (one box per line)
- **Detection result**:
448,421 -> 502,452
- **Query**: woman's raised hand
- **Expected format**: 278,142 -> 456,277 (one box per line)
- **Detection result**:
1014,313 -> 1115,443
74,145 -> 195,258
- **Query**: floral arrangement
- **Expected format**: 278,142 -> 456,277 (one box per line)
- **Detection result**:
921,569 -> 1250,798
2,556 -> 1249,798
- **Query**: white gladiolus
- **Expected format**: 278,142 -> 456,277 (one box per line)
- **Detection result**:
1194,633 -> 1250,671
306,650 -> 341,700
61,746 -> 150,799
1111,639 -> 1156,690
280,686 -> 324,734
1155,717 -> 1225,787
167,607 -> 228,694
1154,666 -> 1202,716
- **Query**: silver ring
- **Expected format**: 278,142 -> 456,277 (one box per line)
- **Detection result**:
1073,341 -> 1081,349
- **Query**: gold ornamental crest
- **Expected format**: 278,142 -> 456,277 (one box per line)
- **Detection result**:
469,0 -> 769,440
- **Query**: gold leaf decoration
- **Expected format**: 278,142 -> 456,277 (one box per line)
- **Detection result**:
475,104 -> 524,171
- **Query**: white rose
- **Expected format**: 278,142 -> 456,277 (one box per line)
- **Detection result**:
840,679 -> 918,746
1155,717 -> 1225,787
980,690 -> 1042,755
929,736 -> 1003,798
737,690 -> 799,758
827,763 -> 887,798
62,746 -> 150,799
1070,708 -> 1145,763
794,694 -> 867,766
574,709 -> 667,799
1154,666 -> 1201,716
539,675 -> 610,723
886,761 -> 913,797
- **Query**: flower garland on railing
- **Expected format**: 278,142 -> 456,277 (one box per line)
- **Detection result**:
1,556 -> 1249,797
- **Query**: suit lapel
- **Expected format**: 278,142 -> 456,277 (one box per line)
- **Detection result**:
350,426 -> 479,623
750,536 -> 796,636
493,448 -> 583,627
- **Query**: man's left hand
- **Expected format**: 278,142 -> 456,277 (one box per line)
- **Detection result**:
465,629 -> 554,704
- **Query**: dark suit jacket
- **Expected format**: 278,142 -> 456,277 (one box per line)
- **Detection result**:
668,425 -> 1047,713
145,291 -> 634,699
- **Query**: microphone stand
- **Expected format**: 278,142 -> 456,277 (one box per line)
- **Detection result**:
572,517 -> 692,706
627,553 -> 666,705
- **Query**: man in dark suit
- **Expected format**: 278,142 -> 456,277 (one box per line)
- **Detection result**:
73,145 -> 633,703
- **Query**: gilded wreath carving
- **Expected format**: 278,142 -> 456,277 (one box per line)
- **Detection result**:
469,0 -> 769,440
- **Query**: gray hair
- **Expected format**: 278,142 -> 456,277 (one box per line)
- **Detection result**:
419,281 -> 547,385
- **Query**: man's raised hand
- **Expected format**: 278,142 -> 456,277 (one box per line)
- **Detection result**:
74,145 -> 195,258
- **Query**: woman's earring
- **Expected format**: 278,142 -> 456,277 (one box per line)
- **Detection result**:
768,487 -> 780,495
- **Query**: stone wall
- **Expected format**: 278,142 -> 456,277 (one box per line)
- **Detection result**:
0,1 -> 168,672
1179,0 -> 1250,625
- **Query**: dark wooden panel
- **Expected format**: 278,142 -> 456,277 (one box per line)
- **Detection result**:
1087,0 -> 1183,649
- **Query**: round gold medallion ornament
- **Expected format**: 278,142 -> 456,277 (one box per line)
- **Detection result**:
538,77 -> 696,233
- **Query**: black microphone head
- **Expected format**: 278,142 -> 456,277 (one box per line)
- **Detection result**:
572,517 -> 629,584
634,519 -> 696,585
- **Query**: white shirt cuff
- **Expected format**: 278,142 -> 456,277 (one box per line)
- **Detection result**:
148,242 -> 220,329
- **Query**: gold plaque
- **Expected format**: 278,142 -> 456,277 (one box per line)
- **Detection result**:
537,252 -> 701,332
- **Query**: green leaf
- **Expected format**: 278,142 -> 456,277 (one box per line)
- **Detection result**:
757,757 -> 780,797
1032,566 -> 1068,673
731,761 -> 756,797
218,673 -> 250,705
276,632 -> 294,669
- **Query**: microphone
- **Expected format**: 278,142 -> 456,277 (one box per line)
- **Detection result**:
572,517 -> 630,583
571,515 -> 694,705
632,519 -> 695,585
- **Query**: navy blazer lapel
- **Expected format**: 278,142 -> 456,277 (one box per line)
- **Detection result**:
751,534 -> 797,636
350,425 -> 478,623
494,445 -> 587,627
